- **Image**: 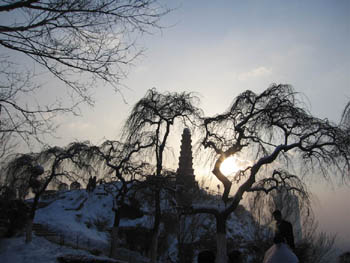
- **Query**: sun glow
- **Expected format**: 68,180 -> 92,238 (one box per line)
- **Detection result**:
220,156 -> 240,176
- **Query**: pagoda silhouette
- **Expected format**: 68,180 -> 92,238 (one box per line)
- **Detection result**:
176,128 -> 197,190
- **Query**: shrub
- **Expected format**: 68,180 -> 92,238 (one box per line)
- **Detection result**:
339,252 -> 350,263
0,198 -> 29,237
84,220 -> 93,229
75,214 -> 82,223
93,217 -> 110,232
89,248 -> 102,256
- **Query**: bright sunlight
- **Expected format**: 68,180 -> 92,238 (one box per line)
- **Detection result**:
220,156 -> 240,176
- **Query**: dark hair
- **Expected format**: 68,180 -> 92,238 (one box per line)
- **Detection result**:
272,210 -> 282,217
273,233 -> 285,244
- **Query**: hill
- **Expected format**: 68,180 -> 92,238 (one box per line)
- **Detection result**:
0,184 -> 265,262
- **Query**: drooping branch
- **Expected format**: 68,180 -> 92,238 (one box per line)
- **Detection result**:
247,169 -> 308,195
341,101 -> 350,129
199,84 -> 349,215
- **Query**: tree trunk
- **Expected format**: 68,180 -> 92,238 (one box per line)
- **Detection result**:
216,232 -> 227,263
25,218 -> 33,243
150,189 -> 161,263
25,193 -> 39,243
216,215 -> 227,263
109,209 -> 121,258
109,226 -> 119,259
150,228 -> 160,263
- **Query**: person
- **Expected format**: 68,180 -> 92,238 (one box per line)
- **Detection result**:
272,209 -> 295,250
263,234 -> 299,263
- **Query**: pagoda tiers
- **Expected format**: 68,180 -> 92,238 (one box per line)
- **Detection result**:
176,128 -> 197,189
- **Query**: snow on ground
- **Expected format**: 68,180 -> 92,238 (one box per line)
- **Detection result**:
35,187 -> 113,252
34,186 -> 156,251
0,234 -> 92,263
1,185 -> 261,262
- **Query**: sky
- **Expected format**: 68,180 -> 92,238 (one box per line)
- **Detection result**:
5,0 -> 350,257
49,0 -> 349,144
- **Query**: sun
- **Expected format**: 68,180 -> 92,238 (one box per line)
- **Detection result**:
220,156 -> 240,176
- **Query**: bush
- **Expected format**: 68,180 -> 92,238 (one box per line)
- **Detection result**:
92,217 -> 110,232
339,252 -> 350,263
0,198 -> 30,237
84,220 -> 93,229
162,212 -> 178,234
89,248 -> 102,256
75,214 -> 82,223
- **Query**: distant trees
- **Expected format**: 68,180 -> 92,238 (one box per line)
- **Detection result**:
186,84 -> 350,263
122,88 -> 202,262
0,0 -> 169,153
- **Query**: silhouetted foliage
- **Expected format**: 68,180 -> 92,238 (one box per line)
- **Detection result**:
3,141 -> 94,242
0,197 -> 29,237
85,139 -> 153,259
122,88 -> 202,262
188,84 -> 350,262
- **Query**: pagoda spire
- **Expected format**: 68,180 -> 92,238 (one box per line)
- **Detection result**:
176,128 -> 196,189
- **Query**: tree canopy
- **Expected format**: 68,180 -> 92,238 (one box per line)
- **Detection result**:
190,84 -> 350,263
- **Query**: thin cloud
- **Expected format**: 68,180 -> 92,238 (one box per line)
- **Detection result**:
237,66 -> 272,81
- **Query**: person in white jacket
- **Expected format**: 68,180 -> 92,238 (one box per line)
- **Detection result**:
263,234 -> 299,263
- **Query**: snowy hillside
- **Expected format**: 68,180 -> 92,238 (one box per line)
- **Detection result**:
0,185 -> 263,263
0,235 -> 108,263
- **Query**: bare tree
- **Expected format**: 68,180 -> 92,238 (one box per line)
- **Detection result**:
0,1 -> 169,153
187,84 -> 350,263
4,141 -> 93,243
122,88 -> 202,262
90,139 -> 153,259
0,59 -> 77,152
0,0 -> 168,104
0,129 -> 15,165
246,182 -> 337,263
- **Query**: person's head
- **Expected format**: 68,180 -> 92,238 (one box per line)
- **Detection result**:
198,250 -> 215,263
272,209 -> 282,222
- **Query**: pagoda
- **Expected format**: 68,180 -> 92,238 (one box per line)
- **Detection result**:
176,128 -> 197,189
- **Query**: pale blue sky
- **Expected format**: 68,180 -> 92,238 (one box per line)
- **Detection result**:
8,0 -> 349,257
